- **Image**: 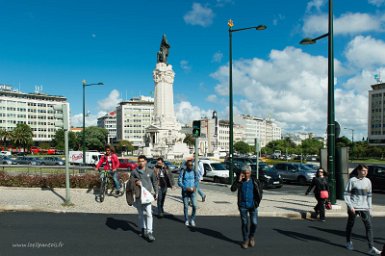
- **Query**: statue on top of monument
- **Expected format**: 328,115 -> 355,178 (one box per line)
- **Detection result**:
157,34 -> 170,64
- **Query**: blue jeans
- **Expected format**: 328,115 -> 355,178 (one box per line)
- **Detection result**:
182,191 -> 197,222
239,207 -> 258,242
197,182 -> 206,200
100,170 -> 120,190
157,186 -> 168,214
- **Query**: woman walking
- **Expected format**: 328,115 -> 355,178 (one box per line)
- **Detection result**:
305,168 -> 329,221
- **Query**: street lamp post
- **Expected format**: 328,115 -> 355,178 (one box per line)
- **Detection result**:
228,19 -> 267,184
300,0 -> 336,204
82,80 -> 104,165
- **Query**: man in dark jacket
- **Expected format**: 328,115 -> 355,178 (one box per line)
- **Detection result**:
129,155 -> 158,242
153,157 -> 175,218
231,164 -> 263,249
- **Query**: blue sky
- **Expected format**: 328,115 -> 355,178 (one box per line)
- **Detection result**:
1,0 -> 385,140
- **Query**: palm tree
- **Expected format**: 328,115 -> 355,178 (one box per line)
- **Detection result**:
0,129 -> 12,149
183,134 -> 195,147
11,124 -> 33,152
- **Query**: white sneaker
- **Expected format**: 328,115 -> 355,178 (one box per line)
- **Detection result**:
185,220 -> 189,226
346,241 -> 354,250
190,220 -> 196,227
368,247 -> 381,255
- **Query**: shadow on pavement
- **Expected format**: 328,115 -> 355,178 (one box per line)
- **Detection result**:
309,226 -> 385,244
163,214 -> 184,224
41,187 -> 66,203
273,228 -> 368,255
105,217 -> 140,235
274,206 -> 307,218
188,226 -> 240,246
166,195 -> 183,203
264,198 -> 312,208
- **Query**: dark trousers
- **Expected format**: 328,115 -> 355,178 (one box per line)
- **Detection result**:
314,195 -> 326,220
157,186 -> 168,214
239,207 -> 258,242
346,210 -> 374,249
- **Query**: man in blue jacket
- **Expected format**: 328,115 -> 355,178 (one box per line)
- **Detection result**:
178,160 -> 199,227
231,164 -> 263,249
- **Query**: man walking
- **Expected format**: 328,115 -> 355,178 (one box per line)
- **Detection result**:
344,164 -> 381,255
154,157 -> 174,218
128,155 -> 158,242
178,160 -> 199,227
197,160 -> 207,202
231,165 -> 263,249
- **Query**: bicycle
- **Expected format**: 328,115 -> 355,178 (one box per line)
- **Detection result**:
98,169 -> 125,203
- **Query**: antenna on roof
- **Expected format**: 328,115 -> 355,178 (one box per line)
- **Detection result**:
374,73 -> 382,84
35,85 -> 43,94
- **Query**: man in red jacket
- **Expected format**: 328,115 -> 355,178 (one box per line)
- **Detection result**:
95,145 -> 121,195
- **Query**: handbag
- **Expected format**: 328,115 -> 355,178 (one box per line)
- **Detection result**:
319,190 -> 329,199
325,200 -> 332,210
140,186 -> 154,204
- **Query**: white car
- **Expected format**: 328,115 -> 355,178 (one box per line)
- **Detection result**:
200,160 -> 230,184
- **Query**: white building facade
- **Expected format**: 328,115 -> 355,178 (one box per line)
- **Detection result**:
236,115 -> 282,147
116,96 -> 154,147
0,84 -> 69,142
368,82 -> 385,145
97,111 -> 117,144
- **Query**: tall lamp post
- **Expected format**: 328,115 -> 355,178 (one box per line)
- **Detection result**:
82,80 -> 103,165
228,19 -> 267,184
300,0 -> 336,204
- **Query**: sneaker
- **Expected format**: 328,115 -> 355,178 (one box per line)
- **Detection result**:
346,241 -> 354,250
147,232 -> 155,242
190,220 -> 196,227
185,220 -> 189,226
241,240 -> 249,249
140,228 -> 147,238
249,237 -> 255,247
368,247 -> 381,255
202,195 -> 206,202
115,190 -> 120,196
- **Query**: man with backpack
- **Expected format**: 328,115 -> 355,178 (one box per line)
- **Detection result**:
231,164 -> 263,249
178,159 -> 199,227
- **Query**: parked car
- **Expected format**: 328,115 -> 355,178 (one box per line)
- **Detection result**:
200,159 -> 230,184
274,162 -> 316,185
14,156 -> 42,165
250,164 -> 283,189
0,150 -> 12,156
39,156 -> 64,165
349,165 -> 385,192
118,158 -> 138,171
147,159 -> 177,173
0,156 -> 17,165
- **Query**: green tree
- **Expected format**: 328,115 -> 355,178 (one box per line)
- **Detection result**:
52,129 -> 78,150
183,134 -> 195,147
83,126 -> 108,151
234,141 -> 252,154
0,129 -> 12,148
263,138 -> 297,155
301,138 -> 324,155
11,123 -> 33,152
114,140 -> 135,154
336,136 -> 351,148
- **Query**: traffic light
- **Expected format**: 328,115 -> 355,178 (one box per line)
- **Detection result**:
192,120 -> 201,137
53,103 -> 69,130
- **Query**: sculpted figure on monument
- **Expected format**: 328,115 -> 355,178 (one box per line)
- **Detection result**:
157,34 -> 170,64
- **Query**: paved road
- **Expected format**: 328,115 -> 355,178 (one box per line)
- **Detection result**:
1,212 -> 384,256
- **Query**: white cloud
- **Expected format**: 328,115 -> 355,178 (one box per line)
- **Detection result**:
184,3 -> 214,27
368,0 -> 385,7
175,101 -> 213,125
97,89 -> 122,112
215,0 -> 233,7
210,46 -> 366,135
342,68 -> 385,94
206,94 -> 218,103
272,14 -> 285,26
306,0 -> 326,13
344,36 -> 385,69
303,13 -> 384,36
71,113 -> 98,128
212,51 -> 223,63
180,60 -> 191,72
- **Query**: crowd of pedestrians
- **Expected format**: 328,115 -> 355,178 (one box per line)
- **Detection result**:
111,149 -> 383,254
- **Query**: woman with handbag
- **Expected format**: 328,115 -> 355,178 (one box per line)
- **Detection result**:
305,168 -> 329,221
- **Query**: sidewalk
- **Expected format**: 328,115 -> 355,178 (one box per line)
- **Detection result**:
1,185 -> 385,218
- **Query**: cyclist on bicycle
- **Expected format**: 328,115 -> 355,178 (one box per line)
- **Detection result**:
95,145 -> 121,195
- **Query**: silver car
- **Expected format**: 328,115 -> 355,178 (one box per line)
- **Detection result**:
274,163 -> 316,185
39,157 -> 64,165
